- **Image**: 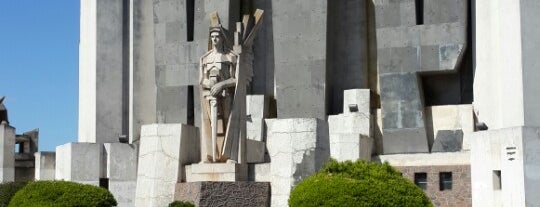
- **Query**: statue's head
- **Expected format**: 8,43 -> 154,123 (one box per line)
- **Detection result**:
209,27 -> 223,49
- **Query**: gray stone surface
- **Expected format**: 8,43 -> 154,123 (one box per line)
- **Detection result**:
34,151 -> 56,181
153,0 -> 240,126
382,128 -> 429,154
175,182 -> 270,207
135,124 -> 199,207
129,0 -> 157,143
252,0 -> 275,95
55,143 -> 101,185
329,133 -> 372,162
272,0 -> 327,120
0,122 -> 15,182
265,118 -> 330,207
79,0 -> 128,144
104,143 -> 138,207
431,130 -> 463,152
327,0 -> 369,114
247,139 -> 266,163
374,0 -> 468,154
110,181 -> 137,207
186,163 -> 247,182
247,95 -> 268,142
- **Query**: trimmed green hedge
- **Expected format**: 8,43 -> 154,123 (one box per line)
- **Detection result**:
289,159 -> 433,207
0,182 -> 27,207
169,200 -> 196,207
8,181 -> 117,207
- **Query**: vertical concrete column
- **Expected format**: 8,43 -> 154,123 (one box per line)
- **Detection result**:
129,0 -> 157,143
272,0 -> 328,120
0,122 -> 15,182
79,0 -> 127,144
474,0 -> 540,129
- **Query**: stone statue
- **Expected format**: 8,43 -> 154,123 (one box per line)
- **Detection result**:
199,10 -> 264,164
0,96 -> 8,124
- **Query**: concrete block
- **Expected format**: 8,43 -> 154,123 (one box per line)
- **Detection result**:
110,181 -> 137,207
431,130 -> 463,152
246,95 -> 268,142
55,143 -> 100,185
248,163 -> 271,182
246,139 -> 265,164
343,89 -> 370,115
175,182 -> 270,207
103,143 -> 137,181
380,73 -> 425,129
329,133 -> 372,162
0,123 -> 15,182
135,124 -> 199,207
185,163 -> 247,182
382,128 -> 429,154
425,104 -> 473,150
266,118 -> 330,207
34,151 -> 56,181
104,143 -> 137,207
328,113 -> 370,135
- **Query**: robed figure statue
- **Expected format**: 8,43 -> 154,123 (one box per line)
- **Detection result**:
199,10 -> 263,164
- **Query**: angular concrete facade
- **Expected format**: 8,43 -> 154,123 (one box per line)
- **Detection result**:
374,0 -> 468,154
40,0 -> 540,206
79,0 -> 128,144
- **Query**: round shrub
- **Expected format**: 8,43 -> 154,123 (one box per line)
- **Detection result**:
8,181 -> 117,207
169,200 -> 196,207
289,159 -> 432,207
0,182 -> 27,207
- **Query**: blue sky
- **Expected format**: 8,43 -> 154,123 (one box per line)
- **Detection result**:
0,1 -> 80,151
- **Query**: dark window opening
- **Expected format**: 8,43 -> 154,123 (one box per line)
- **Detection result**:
187,85 -> 194,125
415,0 -> 424,25
414,172 -> 428,190
439,172 -> 453,191
186,0 -> 195,42
99,178 -> 109,189
493,170 -> 502,190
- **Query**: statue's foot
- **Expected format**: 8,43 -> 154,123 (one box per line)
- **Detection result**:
226,159 -> 237,164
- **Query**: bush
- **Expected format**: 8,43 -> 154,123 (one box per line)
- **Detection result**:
0,182 -> 27,207
8,181 -> 117,207
169,200 -> 196,207
289,159 -> 433,207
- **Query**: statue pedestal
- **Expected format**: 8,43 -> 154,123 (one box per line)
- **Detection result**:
175,182 -> 270,207
185,163 -> 247,182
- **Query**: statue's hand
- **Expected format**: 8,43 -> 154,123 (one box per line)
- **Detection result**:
202,79 -> 215,89
210,82 -> 225,96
